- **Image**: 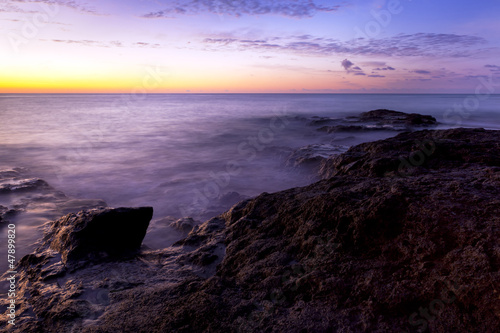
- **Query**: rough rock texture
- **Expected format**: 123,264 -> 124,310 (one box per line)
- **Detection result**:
46,207 -> 153,265
2,128 -> 499,333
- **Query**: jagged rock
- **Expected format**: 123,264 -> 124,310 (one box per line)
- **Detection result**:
319,128 -> 500,178
46,207 -> 154,265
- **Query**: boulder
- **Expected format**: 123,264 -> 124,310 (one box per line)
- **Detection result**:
46,207 -> 153,265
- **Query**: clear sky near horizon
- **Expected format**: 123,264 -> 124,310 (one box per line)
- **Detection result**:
1,0 -> 499,93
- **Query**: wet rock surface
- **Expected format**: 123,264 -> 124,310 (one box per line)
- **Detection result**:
285,143 -> 349,173
2,128 -> 499,333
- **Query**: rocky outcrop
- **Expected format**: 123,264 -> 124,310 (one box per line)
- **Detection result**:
359,109 -> 437,125
314,109 -> 437,133
319,127 -> 500,178
2,128 -> 499,333
46,207 -> 153,266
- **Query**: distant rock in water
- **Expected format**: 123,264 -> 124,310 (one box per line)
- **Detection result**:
359,109 -> 437,125
2,128 -> 499,333
313,109 -> 437,133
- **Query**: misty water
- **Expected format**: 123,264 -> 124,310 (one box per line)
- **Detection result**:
1,93 -> 499,273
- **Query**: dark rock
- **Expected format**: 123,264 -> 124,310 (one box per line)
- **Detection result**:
319,127 -> 500,178
0,178 -> 50,193
314,109 -> 437,133
360,109 -> 437,125
46,207 -> 153,265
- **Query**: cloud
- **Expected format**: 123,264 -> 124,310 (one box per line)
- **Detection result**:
341,59 -> 354,71
374,66 -> 396,71
44,39 -> 163,48
368,75 -> 385,78
142,0 -> 343,19
413,70 -> 431,74
0,3 -> 37,13
10,0 -> 99,15
201,32 -> 489,59
340,59 -> 366,75
360,61 -> 387,67
485,64 -> 500,72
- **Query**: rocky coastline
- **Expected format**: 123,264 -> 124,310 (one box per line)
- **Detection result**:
1,111 -> 499,332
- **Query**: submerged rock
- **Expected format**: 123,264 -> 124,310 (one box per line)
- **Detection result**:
2,128 -> 499,333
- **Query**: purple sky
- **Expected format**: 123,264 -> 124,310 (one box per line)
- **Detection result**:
1,0 -> 499,93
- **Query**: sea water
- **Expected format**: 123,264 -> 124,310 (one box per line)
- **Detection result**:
0,93 -> 499,270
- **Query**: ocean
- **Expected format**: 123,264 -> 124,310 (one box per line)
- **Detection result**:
1,93 -> 499,271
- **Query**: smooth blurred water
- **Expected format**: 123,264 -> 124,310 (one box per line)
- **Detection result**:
0,93 -> 498,268
1,93 -> 499,219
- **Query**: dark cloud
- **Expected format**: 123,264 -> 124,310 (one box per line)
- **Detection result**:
341,59 -> 354,71
368,75 -> 385,78
340,59 -> 365,75
485,64 -> 500,72
413,70 -> 431,74
142,0 -> 343,19
201,32 -> 489,59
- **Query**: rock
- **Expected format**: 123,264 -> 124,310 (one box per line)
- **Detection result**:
169,217 -> 197,233
359,109 -> 437,125
46,207 -> 154,265
313,109 -> 438,133
319,127 -> 500,178
286,143 -> 349,173
2,128 -> 499,333
0,178 -> 50,193
0,168 -> 109,273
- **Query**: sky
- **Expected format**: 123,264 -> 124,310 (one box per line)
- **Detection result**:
0,0 -> 499,93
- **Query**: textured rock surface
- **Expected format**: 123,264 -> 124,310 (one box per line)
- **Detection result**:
2,128 -> 499,333
46,207 -> 154,265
